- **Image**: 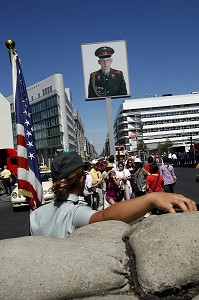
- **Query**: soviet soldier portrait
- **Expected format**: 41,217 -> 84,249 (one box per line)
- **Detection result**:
88,46 -> 128,98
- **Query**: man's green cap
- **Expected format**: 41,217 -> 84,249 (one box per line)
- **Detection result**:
95,46 -> 114,58
51,151 -> 83,181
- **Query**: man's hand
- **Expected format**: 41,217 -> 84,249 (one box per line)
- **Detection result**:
150,192 -> 197,213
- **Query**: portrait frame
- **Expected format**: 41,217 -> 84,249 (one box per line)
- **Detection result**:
81,40 -> 131,101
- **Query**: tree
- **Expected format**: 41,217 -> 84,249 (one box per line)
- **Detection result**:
164,138 -> 173,149
157,139 -> 173,155
157,142 -> 164,152
137,140 -> 147,151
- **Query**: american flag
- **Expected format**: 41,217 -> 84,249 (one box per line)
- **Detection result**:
12,53 -> 43,210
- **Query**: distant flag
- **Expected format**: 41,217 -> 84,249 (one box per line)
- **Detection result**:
11,52 -> 43,210
130,132 -> 137,139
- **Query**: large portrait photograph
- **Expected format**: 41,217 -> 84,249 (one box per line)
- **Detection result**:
81,40 -> 131,100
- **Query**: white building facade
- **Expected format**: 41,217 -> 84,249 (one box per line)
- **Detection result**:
0,93 -> 13,149
73,109 -> 85,158
114,93 -> 199,153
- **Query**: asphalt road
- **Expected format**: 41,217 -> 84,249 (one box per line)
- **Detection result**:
0,166 -> 198,240
174,166 -> 198,203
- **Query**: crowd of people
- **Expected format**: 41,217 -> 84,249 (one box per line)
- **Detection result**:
81,153 -> 178,213
162,150 -> 199,167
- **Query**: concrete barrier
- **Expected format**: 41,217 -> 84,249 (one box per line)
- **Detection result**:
0,213 -> 199,299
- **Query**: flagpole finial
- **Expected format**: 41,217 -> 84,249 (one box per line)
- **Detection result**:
5,39 -> 15,50
5,39 -> 16,64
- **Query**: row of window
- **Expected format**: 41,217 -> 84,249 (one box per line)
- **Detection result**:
42,86 -> 52,96
118,109 -> 199,124
67,124 -> 75,133
68,133 -> 75,142
144,117 -> 199,126
145,125 -> 199,133
123,102 -> 199,115
142,109 -> 199,119
35,126 -> 60,139
33,106 -> 59,122
31,86 -> 53,101
67,116 -> 75,127
118,133 -> 198,145
31,95 -> 58,114
36,135 -> 61,148
66,106 -> 74,119
33,116 -> 59,130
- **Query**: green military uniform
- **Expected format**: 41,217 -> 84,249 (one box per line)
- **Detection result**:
88,45 -> 128,98
88,68 -> 127,98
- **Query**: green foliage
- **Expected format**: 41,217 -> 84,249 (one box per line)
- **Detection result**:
157,143 -> 164,150
157,139 -> 173,153
137,140 -> 147,150
164,138 -> 173,148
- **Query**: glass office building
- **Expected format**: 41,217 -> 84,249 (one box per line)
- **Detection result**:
7,74 -> 77,166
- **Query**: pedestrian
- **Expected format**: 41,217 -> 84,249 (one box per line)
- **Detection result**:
90,159 -> 103,209
30,151 -> 197,238
101,162 -> 114,209
146,164 -> 164,193
171,152 -> 178,167
146,163 -> 164,216
0,168 -> 4,195
97,157 -> 106,174
1,165 -> 12,195
107,155 -> 117,171
104,170 -> 121,207
160,156 -> 177,193
144,156 -> 155,173
125,158 -> 137,198
133,158 -> 149,197
116,162 -> 132,200
83,162 -> 98,209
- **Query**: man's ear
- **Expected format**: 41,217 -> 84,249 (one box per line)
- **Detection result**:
98,59 -> 101,65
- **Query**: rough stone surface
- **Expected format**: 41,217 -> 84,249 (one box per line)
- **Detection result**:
1,214 -> 199,300
0,221 -> 131,300
128,212 -> 199,298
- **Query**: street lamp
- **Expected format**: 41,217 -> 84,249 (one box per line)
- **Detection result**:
190,135 -> 193,151
140,123 -> 144,150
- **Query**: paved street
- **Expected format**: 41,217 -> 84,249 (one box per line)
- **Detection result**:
0,166 -> 198,240
174,166 -> 198,203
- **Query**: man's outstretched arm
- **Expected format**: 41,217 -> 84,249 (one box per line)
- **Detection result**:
89,192 -> 197,224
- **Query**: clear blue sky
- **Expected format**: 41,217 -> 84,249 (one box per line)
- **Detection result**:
0,0 -> 199,154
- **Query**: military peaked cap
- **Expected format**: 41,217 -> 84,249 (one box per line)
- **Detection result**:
51,151 -> 84,181
95,46 -> 114,58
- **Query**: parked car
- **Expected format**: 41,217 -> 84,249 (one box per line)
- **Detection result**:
11,171 -> 55,210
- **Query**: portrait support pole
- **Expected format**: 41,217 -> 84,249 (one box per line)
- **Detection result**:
105,97 -> 115,157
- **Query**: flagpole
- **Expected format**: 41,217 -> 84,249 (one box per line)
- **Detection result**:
5,40 -> 17,111
5,39 -> 43,211
5,39 -> 15,64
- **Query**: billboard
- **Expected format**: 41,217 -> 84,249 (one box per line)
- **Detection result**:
81,40 -> 131,100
